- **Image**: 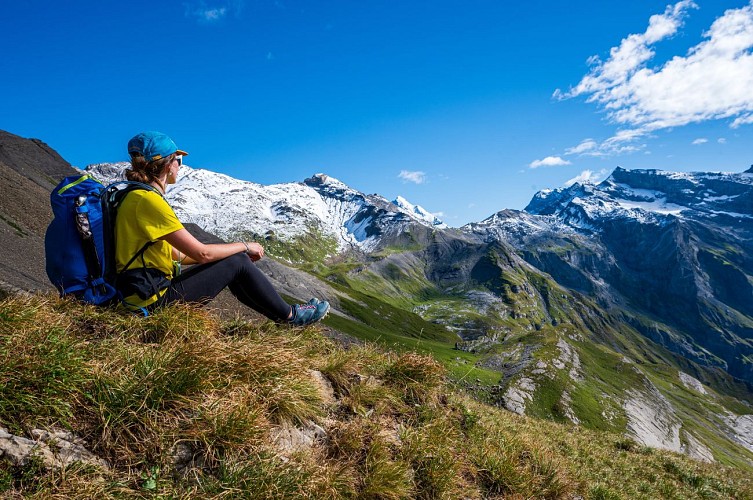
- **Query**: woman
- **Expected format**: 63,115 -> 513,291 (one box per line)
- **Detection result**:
114,130 -> 330,325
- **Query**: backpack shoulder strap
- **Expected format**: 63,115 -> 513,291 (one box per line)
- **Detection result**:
105,180 -> 163,206
102,180 -> 166,281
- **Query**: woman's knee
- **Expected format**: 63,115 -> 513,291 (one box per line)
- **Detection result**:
225,252 -> 258,277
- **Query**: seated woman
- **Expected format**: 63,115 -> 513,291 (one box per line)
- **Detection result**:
115,130 -> 329,325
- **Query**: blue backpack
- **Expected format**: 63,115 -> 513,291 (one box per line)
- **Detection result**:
45,174 -> 160,307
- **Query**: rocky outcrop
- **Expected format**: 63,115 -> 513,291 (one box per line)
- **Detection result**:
0,427 -> 107,469
270,421 -> 329,456
723,413 -> 753,454
503,377 -> 536,415
623,387 -> 683,453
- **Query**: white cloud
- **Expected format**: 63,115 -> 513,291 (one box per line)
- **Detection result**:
718,137 -> 728,143
185,1 -> 243,22
731,114 -> 753,128
565,139 -> 598,155
558,0 -> 753,153
398,170 -> 427,184
529,156 -> 571,168
564,169 -> 609,187
692,138 -> 708,145
203,7 -> 226,20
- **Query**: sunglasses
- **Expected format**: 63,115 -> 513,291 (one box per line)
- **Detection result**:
175,155 -> 183,167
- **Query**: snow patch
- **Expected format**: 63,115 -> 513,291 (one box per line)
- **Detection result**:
613,197 -> 685,215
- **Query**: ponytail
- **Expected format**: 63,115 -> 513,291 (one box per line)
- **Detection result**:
125,153 -> 175,183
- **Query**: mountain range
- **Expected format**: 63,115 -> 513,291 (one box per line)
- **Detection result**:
2,129 -> 752,466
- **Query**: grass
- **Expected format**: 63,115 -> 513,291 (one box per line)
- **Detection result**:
322,310 -> 501,385
0,294 -> 752,499
255,226 -> 340,266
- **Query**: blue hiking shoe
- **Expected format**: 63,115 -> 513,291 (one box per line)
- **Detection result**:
290,298 -> 330,326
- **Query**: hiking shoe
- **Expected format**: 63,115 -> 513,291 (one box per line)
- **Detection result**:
290,299 -> 330,326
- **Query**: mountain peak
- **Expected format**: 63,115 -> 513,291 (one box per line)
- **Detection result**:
392,195 -> 446,227
304,173 -> 350,190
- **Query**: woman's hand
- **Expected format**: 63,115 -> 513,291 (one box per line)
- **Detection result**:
163,229 -> 265,265
244,242 -> 265,261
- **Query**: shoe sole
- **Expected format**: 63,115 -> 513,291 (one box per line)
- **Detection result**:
315,304 -> 331,324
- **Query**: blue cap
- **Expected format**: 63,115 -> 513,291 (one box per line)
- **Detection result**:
127,131 -> 188,162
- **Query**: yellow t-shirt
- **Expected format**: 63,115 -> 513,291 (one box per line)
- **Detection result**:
115,189 -> 183,309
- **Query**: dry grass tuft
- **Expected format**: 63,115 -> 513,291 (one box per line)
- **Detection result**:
384,352 -> 446,406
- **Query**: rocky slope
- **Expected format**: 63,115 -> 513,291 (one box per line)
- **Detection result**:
0,130 -> 77,293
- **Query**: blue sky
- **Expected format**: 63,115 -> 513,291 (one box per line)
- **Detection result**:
2,0 -> 753,226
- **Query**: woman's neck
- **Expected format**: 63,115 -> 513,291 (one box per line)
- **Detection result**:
150,178 -> 166,194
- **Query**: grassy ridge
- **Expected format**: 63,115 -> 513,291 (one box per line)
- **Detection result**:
1,295 -> 752,498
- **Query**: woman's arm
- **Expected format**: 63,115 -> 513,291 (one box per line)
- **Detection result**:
171,246 -> 199,265
162,228 -> 265,264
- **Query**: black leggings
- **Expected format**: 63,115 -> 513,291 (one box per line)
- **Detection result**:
156,252 -> 292,321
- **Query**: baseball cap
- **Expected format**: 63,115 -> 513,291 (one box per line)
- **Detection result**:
127,131 -> 189,162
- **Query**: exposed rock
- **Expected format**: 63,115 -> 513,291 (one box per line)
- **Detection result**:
723,413 -> 753,454
503,377 -> 536,415
678,371 -> 708,395
531,360 -> 548,376
482,343 -> 537,379
0,427 -> 107,470
270,421 -> 328,457
560,391 -> 580,425
376,421 -> 403,448
309,369 -> 336,406
623,388 -> 682,453
171,441 -> 206,474
681,431 -> 715,463
456,332 -> 502,353
556,338 -> 583,382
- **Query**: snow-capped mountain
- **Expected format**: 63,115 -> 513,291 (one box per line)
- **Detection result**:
469,166 -> 753,387
524,166 -> 753,230
392,195 -> 446,228
85,164 -> 444,253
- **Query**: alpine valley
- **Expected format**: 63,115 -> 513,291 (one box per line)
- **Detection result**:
1,129 -> 751,467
